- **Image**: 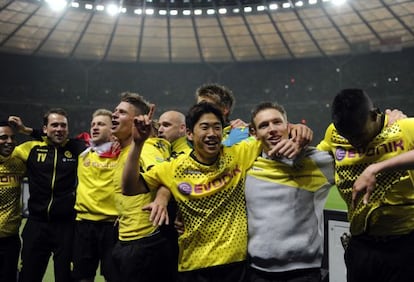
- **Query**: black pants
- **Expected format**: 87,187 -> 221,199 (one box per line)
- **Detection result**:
19,219 -> 74,282
178,261 -> 247,282
345,231 -> 414,282
0,234 -> 20,282
247,267 -> 321,282
112,231 -> 175,282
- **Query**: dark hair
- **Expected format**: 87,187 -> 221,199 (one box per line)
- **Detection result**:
43,108 -> 68,126
120,92 -> 150,115
250,102 -> 287,129
0,121 -> 12,128
186,102 -> 224,132
195,83 -> 235,116
331,89 -> 373,136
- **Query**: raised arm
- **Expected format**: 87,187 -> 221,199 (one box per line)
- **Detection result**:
122,105 -> 155,196
8,115 -> 34,135
352,150 -> 414,207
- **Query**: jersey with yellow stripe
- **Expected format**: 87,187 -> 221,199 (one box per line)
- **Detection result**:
142,139 -> 261,272
74,147 -> 119,222
114,138 -> 170,241
0,156 -> 25,237
317,117 -> 414,236
245,147 -> 334,272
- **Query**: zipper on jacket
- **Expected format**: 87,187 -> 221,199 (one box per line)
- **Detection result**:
46,147 -> 58,220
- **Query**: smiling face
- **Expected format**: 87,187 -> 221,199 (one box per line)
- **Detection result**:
0,125 -> 16,157
111,101 -> 137,145
43,113 -> 69,145
90,114 -> 112,146
187,112 -> 223,164
252,108 -> 289,152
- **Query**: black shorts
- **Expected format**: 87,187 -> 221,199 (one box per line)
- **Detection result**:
72,220 -> 119,281
112,231 -> 176,282
0,234 -> 21,282
178,261 -> 247,282
247,266 -> 321,282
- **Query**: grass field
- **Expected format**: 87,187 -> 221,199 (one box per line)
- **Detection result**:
324,185 -> 347,211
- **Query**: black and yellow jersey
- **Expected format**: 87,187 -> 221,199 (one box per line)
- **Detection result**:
13,138 -> 85,222
318,116 -> 414,236
0,156 -> 26,237
170,136 -> 191,159
75,142 -> 119,222
141,140 -> 261,271
114,138 -> 170,241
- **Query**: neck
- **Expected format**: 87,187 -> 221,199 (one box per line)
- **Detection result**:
119,135 -> 133,149
192,151 -> 218,165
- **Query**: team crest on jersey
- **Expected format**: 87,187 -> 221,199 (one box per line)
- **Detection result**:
65,151 -> 73,158
178,182 -> 192,195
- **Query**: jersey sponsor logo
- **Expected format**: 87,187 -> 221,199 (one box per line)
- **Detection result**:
178,165 -> 242,195
178,182 -> 192,195
83,158 -> 117,168
0,175 -> 21,184
335,140 -> 404,161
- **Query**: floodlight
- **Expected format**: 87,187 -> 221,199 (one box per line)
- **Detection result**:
145,8 -> 155,15
218,8 -> 227,14
106,4 -> 120,16
45,0 -> 67,11
269,3 -> 278,10
332,0 -> 346,5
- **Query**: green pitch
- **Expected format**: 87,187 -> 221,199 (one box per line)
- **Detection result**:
324,185 -> 347,211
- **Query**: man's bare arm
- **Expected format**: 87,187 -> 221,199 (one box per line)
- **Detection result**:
122,105 -> 155,196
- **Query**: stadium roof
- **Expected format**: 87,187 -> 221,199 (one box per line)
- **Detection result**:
0,0 -> 413,63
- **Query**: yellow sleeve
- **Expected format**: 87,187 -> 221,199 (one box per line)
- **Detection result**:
12,141 -> 38,161
316,123 -> 335,152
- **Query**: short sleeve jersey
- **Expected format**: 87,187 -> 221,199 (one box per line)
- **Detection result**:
141,140 -> 261,271
317,117 -> 414,236
114,138 -> 170,241
74,145 -> 119,222
0,156 -> 26,237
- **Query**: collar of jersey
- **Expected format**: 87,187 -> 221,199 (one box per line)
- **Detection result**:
42,136 -> 69,147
